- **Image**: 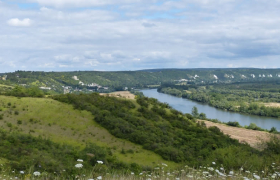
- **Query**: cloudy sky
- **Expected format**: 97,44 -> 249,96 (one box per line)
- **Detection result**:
1,0 -> 280,72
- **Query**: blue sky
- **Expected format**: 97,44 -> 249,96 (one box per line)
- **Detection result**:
1,0 -> 280,72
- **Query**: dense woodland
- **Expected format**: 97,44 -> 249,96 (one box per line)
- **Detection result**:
158,82 -> 280,118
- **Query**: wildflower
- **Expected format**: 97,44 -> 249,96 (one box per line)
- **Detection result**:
75,163 -> 83,168
245,170 -> 250,173
19,171 -> 24,174
212,162 -> 216,165
162,163 -> 168,167
253,174 -> 260,179
33,171 -> 41,176
207,167 -> 214,171
97,176 -> 102,180
220,167 -> 224,171
77,159 -> 83,162
229,171 -> 234,175
97,160 -> 103,164
88,179 -> 94,180
240,167 -> 243,171
131,172 -> 134,175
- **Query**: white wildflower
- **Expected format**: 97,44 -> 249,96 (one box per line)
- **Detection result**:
229,171 -> 234,175
131,172 -> 134,175
75,163 -> 83,168
212,162 -> 216,165
33,171 -> 41,176
162,163 -> 168,167
97,161 -> 103,164
77,159 -> 83,162
19,171 -> 24,174
97,176 -> 102,180
253,174 -> 260,179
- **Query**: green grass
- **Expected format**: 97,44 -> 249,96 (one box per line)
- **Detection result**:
0,95 -> 178,168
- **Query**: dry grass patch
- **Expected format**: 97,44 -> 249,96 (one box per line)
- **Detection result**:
100,91 -> 135,100
198,120 -> 271,149
263,102 -> 280,108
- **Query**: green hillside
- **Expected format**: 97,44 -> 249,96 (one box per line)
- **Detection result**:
0,95 -> 177,170
52,93 -> 280,171
2,68 -> 280,94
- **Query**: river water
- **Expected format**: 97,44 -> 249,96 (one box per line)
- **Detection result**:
141,89 -> 280,131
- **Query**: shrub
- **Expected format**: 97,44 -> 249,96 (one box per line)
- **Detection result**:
226,121 -> 241,127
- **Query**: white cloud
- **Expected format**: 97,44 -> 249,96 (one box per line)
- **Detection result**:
33,0 -> 153,8
1,0 -> 280,72
7,18 -> 32,27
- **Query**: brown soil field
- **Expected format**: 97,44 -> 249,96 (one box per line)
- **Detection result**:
100,91 -> 135,100
198,120 -> 272,149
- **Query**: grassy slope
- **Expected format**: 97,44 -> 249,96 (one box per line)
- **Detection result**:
0,95 -> 178,168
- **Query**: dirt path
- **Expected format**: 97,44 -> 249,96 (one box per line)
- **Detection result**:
198,120 -> 272,149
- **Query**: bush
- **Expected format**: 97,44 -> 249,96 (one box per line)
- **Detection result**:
269,127 -> 278,133
226,121 -> 241,127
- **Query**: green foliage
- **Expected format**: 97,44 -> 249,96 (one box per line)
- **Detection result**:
53,93 -> 268,168
191,106 -> 199,118
158,82 -> 280,118
5,69 -> 280,94
265,135 -> 280,154
0,129 -> 142,175
246,123 -> 264,131
6,86 -> 44,98
226,121 -> 241,127
269,127 -> 278,133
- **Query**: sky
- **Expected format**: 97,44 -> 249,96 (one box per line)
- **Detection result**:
1,0 -> 280,72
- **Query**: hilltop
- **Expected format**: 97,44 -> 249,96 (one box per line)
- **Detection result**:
1,68 -> 280,94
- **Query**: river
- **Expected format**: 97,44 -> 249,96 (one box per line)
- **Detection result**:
141,89 -> 280,131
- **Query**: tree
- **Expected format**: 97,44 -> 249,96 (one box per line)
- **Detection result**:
191,106 -> 199,118
199,113 -> 207,120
